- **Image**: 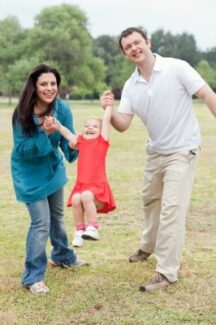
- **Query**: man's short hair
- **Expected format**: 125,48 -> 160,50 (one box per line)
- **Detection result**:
118,27 -> 148,53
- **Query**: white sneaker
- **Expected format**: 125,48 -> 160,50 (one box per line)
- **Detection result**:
82,226 -> 100,240
72,230 -> 84,247
28,281 -> 49,294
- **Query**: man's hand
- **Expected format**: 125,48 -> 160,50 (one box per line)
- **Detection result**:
100,90 -> 114,110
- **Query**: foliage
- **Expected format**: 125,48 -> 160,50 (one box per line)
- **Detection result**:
93,35 -> 134,96
0,5 -> 216,99
0,17 -> 25,97
0,5 -> 106,98
23,4 -> 105,90
2,59 -> 39,95
151,29 -> 201,66
0,16 -> 24,65
203,47 -> 216,69
196,60 -> 216,90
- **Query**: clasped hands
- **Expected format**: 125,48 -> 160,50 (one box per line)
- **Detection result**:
42,116 -> 60,135
100,90 -> 114,109
42,116 -> 77,148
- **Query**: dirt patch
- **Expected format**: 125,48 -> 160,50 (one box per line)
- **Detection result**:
0,310 -> 19,325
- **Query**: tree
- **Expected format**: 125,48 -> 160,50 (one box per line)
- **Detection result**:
93,35 -> 133,96
203,47 -> 216,69
0,4 -> 106,99
0,16 -> 24,65
93,35 -> 121,85
2,59 -> 39,104
0,17 -> 26,99
196,60 -> 216,90
151,29 -> 200,66
25,4 -> 105,90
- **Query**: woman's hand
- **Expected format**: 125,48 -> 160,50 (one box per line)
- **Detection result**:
42,116 -> 60,135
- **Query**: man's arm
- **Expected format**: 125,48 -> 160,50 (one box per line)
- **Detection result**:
111,110 -> 133,132
195,84 -> 216,118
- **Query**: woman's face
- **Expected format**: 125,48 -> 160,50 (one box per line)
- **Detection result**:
35,72 -> 58,107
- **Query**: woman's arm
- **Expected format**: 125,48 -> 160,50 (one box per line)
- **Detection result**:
12,122 -> 54,159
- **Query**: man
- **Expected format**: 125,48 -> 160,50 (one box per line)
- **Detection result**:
100,27 -> 216,292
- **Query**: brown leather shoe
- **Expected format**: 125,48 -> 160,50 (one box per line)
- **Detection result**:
129,249 -> 151,263
140,272 -> 173,292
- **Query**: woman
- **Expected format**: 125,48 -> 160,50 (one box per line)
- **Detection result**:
11,64 -> 85,294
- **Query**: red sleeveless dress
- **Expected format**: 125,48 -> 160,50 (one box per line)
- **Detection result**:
67,134 -> 116,213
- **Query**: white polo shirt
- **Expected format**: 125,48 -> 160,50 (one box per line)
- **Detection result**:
118,54 -> 206,154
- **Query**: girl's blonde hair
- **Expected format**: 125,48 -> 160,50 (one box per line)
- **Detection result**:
84,116 -> 102,126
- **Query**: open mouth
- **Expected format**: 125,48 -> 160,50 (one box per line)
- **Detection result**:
133,52 -> 142,58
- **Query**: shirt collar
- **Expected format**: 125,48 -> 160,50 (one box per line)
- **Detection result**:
132,54 -> 163,84
153,54 -> 163,71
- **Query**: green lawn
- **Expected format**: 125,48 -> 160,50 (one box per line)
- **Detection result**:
0,100 -> 215,325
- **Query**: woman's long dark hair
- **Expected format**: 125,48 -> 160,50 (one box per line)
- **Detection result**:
12,64 -> 61,135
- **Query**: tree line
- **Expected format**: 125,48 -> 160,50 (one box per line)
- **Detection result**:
0,4 -> 216,101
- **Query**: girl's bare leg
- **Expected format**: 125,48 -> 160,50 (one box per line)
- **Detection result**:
80,191 -> 103,240
71,193 -> 86,246
71,193 -> 85,229
80,190 -> 98,225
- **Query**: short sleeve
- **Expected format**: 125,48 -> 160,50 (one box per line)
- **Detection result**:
176,60 -> 206,96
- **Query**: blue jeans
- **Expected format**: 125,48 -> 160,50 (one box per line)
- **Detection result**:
22,188 -> 76,285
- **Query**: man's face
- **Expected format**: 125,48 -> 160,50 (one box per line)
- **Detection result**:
121,31 -> 151,64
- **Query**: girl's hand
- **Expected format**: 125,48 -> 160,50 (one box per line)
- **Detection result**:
100,90 -> 114,109
43,116 -> 60,135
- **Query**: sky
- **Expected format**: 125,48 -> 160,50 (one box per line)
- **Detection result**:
1,0 -> 215,51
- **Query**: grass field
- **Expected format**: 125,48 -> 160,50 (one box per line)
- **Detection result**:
0,100 -> 215,325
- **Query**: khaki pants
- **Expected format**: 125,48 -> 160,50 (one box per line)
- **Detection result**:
140,148 -> 200,282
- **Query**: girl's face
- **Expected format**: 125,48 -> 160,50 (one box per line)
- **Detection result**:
35,72 -> 58,108
82,118 -> 101,139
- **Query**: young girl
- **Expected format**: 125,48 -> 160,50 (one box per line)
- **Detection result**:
44,106 -> 116,247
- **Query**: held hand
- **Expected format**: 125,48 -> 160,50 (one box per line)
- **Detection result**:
100,90 -> 114,110
42,116 -> 60,135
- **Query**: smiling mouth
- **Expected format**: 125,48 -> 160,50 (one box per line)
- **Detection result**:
133,52 -> 141,58
131,49 -> 142,55
45,94 -> 54,97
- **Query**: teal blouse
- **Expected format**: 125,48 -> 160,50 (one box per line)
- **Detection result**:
11,98 -> 78,203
